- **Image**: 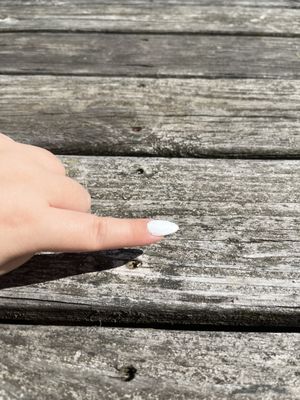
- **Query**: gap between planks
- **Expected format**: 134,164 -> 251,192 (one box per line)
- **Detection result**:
1,30 -> 300,39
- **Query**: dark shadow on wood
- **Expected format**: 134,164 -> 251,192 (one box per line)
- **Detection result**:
0,249 -> 143,290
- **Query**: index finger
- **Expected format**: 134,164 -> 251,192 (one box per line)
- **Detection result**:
35,207 -> 179,252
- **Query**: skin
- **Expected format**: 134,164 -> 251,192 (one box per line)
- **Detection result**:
0,133 -> 163,276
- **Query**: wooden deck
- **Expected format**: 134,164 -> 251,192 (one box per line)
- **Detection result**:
0,1 -> 299,398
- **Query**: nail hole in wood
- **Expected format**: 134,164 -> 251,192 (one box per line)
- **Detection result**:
116,365 -> 137,382
132,126 -> 142,132
126,260 -> 142,269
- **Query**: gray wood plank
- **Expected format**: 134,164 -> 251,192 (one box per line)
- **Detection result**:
1,0 -> 300,7
0,157 -> 300,327
1,75 -> 300,158
0,33 -> 299,78
0,325 -> 299,399
0,0 -> 299,35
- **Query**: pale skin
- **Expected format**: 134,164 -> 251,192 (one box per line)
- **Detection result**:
0,133 -> 163,276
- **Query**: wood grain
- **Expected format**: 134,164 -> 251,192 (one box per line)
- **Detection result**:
0,156 -> 299,327
1,76 -> 300,158
0,33 -> 299,78
0,0 -> 299,35
0,325 -> 299,399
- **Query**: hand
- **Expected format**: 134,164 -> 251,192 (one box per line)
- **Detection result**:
0,133 -> 178,275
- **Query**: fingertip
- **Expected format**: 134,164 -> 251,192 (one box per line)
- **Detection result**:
146,219 -> 179,237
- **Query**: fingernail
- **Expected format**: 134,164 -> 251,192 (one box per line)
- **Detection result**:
147,220 -> 179,236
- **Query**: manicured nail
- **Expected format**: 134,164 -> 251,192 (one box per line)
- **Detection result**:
147,220 -> 179,236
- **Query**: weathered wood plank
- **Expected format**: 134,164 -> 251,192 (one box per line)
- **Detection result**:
1,76 -> 300,158
0,325 -> 299,399
0,33 -> 299,78
0,157 -> 299,327
1,0 -> 300,7
0,0 -> 299,35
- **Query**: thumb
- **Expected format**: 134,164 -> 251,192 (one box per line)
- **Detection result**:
36,207 -> 179,252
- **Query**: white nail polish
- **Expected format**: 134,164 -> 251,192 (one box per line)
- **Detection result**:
147,220 -> 179,236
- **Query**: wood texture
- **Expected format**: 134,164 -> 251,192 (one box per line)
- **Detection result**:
0,0 -> 300,35
0,156 -> 299,327
0,325 -> 299,399
0,33 -> 299,78
0,2 -> 299,397
1,76 -> 300,158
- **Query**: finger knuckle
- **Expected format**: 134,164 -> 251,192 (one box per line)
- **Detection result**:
40,148 -> 66,175
69,178 -> 92,211
89,216 -> 109,250
85,190 -> 92,211
0,133 -> 14,143
0,134 -> 15,152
